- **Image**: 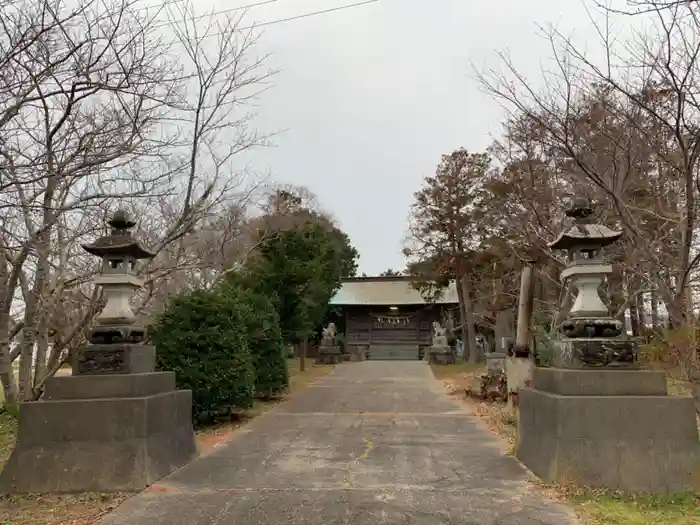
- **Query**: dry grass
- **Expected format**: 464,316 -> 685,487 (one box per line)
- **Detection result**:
0,359 -> 334,525
430,362 -> 484,380
431,363 -> 700,525
288,358 -> 335,390
668,376 -> 693,397
566,488 -> 700,525
0,493 -> 132,525
0,412 -> 16,466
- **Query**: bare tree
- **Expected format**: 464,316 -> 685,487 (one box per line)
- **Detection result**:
478,0 -> 700,408
405,149 -> 494,362
478,1 -> 700,327
0,0 -> 274,407
0,0 -> 180,407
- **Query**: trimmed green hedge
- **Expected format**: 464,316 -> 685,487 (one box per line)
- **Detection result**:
220,275 -> 289,399
152,289 -> 255,426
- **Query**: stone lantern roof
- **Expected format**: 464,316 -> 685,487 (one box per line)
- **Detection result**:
547,197 -> 622,251
82,209 -> 155,260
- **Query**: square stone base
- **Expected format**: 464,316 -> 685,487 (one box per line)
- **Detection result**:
316,346 -> 342,365
429,347 -> 454,365
485,352 -> 506,374
517,369 -> 700,492
0,373 -> 196,494
72,343 -> 156,375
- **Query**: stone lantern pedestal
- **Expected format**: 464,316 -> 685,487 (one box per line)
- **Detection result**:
516,198 -> 699,493
0,210 -> 196,494
518,367 -> 699,492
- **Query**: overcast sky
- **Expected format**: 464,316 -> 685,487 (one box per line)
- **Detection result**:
197,0 -> 625,275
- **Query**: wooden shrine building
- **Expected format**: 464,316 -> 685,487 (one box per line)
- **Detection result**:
329,275 -> 459,360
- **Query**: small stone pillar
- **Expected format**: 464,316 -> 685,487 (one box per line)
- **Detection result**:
485,352 -> 506,374
480,351 -> 507,400
0,210 -> 196,494
516,197 -> 700,492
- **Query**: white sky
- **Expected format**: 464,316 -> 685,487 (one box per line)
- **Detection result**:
170,0 -> 635,274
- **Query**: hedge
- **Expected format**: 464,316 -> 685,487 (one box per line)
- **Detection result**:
220,275 -> 289,399
151,288 -> 255,426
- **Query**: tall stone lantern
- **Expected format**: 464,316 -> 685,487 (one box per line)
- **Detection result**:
75,209 -> 154,373
547,197 -> 633,367
0,209 -> 196,494
516,196 -> 699,493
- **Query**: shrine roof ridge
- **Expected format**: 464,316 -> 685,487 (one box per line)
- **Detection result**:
330,277 -> 459,306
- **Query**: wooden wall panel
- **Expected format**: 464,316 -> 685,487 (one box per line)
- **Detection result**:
344,306 -> 447,346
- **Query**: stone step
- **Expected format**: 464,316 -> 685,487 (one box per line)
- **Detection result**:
368,345 -> 420,360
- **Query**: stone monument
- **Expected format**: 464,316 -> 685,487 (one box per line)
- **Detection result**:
517,196 -> 700,492
0,209 -> 196,494
428,321 -> 454,364
479,350 -> 506,399
485,350 -> 506,374
317,322 -> 342,364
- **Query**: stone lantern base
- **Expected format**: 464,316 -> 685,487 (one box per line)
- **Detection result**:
0,345 -> 196,494
517,367 -> 700,492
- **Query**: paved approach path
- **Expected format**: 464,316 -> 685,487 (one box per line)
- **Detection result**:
100,362 -> 578,525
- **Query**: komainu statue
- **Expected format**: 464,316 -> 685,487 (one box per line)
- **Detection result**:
321,322 -> 337,346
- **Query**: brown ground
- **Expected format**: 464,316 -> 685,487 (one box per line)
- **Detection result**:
0,358 -> 333,525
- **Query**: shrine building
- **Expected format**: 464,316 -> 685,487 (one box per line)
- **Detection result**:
328,275 -> 459,360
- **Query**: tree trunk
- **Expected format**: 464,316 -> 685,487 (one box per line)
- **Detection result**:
0,251 -> 19,410
18,267 -> 47,401
666,293 -> 687,329
0,344 -> 18,411
455,274 -> 469,359
33,309 -> 50,397
635,293 -> 646,336
629,296 -> 641,337
460,276 -> 478,363
651,287 -> 659,331
300,338 -> 306,372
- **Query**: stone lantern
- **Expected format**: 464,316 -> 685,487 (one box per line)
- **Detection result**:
515,195 -> 699,493
82,209 -> 154,344
0,209 -> 196,494
73,209 -> 155,374
546,196 -> 634,368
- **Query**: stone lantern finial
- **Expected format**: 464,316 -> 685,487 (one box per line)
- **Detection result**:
565,196 -> 594,222
108,208 -> 136,229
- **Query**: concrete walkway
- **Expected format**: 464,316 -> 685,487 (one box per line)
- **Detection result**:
100,362 -> 578,525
